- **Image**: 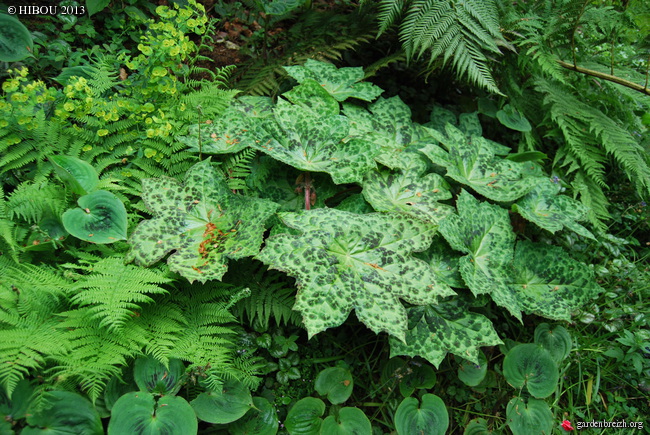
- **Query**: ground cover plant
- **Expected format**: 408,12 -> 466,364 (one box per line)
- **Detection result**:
0,0 -> 648,434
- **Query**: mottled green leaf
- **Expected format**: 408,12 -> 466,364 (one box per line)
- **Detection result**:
282,79 -> 340,116
362,169 -> 454,224
344,97 -> 430,172
418,239 -> 464,288
458,112 -> 483,137
390,302 -> 502,368
422,124 -> 544,201
509,241 -> 603,321
252,99 -> 377,184
256,209 -> 454,341
284,59 -> 382,102
126,160 -> 278,283
438,191 -> 521,319
513,180 -> 595,239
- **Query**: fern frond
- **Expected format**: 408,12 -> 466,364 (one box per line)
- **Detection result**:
377,0 -> 407,35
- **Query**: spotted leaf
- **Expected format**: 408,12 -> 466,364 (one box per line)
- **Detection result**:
126,160 -> 278,283
421,124 -> 545,201
362,169 -> 454,224
389,302 -> 502,368
251,98 -> 377,184
256,209 -> 455,342
284,59 -> 382,102
513,180 -> 595,239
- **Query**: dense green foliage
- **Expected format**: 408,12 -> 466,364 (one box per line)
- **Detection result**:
0,0 -> 648,433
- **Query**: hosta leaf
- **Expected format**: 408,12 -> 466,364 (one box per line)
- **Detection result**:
503,344 -> 558,398
496,104 -> 532,132
506,397 -> 553,435
362,169 -> 454,224
394,394 -> 448,435
509,241 -> 603,321
62,190 -> 127,244
422,124 -> 544,201
25,391 -> 103,435
458,350 -> 488,387
513,180 -> 595,239
344,97 -> 430,172
252,99 -> 377,184
126,160 -> 278,283
389,302 -> 502,368
284,397 -> 325,435
438,191 -> 521,320
256,209 -> 454,341
284,59 -> 382,102
107,392 -> 197,435
321,407 -> 372,435
49,155 -> 99,195
534,323 -> 572,364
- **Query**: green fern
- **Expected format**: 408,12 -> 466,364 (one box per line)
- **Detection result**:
221,147 -> 258,191
376,0 -> 507,94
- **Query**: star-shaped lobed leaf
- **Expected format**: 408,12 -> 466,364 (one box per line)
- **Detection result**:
389,302 -> 502,368
251,98 -> 378,184
513,180 -> 595,239
509,241 -> 603,321
126,160 -> 278,283
439,191 -> 522,320
256,208 -> 455,341
284,59 -> 382,102
362,169 -> 454,224
422,124 -> 544,201
344,97 -> 431,172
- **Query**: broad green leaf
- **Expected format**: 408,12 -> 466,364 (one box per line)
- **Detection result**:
506,397 -> 553,435
505,151 -> 548,162
427,105 -> 457,131
503,344 -> 558,398
53,66 -> 99,86
464,418 -> 493,434
389,302 -> 502,368
0,379 -> 33,420
191,378 -> 253,424
419,239 -> 464,288
458,350 -> 488,387
397,363 -> 436,398
0,14 -> 33,62
49,154 -> 101,195
229,396 -> 278,435
394,394 -> 448,435
62,190 -> 127,244
509,241 -> 603,321
24,391 -> 103,435
284,397 -> 325,435
178,96 -> 274,154
252,99 -> 377,184
458,112 -> 483,137
282,79 -> 340,116
362,169 -> 454,224
496,104 -> 532,132
314,367 -> 353,405
321,407 -> 372,435
422,124 -> 544,201
133,355 -> 185,396
126,160 -> 278,283
477,98 -> 498,117
513,180 -> 595,239
87,0 -> 111,16
534,323 -> 572,364
107,392 -> 197,435
344,97 -> 430,172
438,191 -> 521,320
284,59 -> 382,102
256,209 -> 454,341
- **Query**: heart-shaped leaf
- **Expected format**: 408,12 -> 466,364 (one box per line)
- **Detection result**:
256,208 -> 455,341
49,155 -> 99,195
191,378 -> 253,424
284,59 -> 382,102
496,104 -> 532,132
126,160 -> 278,283
284,397 -> 325,435
229,396 -> 278,435
314,367 -> 353,405
503,344 -> 558,398
506,397 -> 553,435
458,350 -> 488,387
390,302 -> 502,368
62,190 -> 127,244
394,394 -> 448,435
25,391 -> 103,435
134,355 -> 185,396
534,323 -> 572,364
464,418 -> 494,434
0,14 -> 33,62
107,392 -> 197,435
321,407 -> 371,435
